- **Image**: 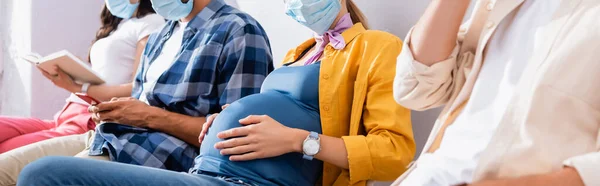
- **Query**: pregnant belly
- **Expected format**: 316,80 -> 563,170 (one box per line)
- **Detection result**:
197,91 -> 322,186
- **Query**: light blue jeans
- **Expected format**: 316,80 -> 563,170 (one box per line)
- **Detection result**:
17,156 -> 256,186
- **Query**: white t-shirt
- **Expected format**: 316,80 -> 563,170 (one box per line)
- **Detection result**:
67,14 -> 165,104
138,21 -> 188,104
401,0 -> 560,185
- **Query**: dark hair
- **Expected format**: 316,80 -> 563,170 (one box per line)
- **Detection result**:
88,0 -> 156,62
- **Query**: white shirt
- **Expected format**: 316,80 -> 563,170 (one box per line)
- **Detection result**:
401,0 -> 560,185
138,21 -> 188,104
67,14 -> 165,105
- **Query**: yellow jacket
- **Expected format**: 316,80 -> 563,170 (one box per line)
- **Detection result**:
283,23 -> 416,186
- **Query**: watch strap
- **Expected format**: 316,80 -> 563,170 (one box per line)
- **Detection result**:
81,83 -> 91,94
309,131 -> 319,139
302,154 -> 314,161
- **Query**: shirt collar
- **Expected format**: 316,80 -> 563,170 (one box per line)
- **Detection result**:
164,0 -> 226,33
288,23 -> 367,61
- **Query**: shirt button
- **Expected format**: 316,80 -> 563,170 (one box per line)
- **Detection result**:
323,106 -> 330,111
486,1 -> 495,11
322,74 -> 330,80
486,21 -> 495,29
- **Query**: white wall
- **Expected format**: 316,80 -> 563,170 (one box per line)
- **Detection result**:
1,0 -> 33,116
30,0 -> 104,119
0,1 -> 5,113
235,0 -> 313,66
1,0 -> 103,118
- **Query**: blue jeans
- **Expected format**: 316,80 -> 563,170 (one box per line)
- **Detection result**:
17,156 -> 256,186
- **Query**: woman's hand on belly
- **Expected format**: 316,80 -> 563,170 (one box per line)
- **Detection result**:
198,104 -> 230,145
198,113 -> 219,145
214,115 -> 308,161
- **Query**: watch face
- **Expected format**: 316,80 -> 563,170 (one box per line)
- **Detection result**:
303,140 -> 320,155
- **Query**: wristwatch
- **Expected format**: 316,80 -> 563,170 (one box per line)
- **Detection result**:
302,131 -> 321,160
81,83 -> 91,94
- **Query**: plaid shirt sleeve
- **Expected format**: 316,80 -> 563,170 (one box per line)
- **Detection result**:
211,23 -> 274,113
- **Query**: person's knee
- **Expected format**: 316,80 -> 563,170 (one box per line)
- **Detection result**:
0,135 -> 45,154
17,156 -> 68,186
0,142 -> 18,154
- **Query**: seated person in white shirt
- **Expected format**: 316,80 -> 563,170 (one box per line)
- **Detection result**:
392,0 -> 600,186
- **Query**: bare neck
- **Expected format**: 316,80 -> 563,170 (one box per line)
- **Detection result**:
329,6 -> 349,30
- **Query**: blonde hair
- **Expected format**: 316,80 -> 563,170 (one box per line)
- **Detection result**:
347,0 -> 369,29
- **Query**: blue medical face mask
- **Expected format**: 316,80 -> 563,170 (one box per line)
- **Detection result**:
150,0 -> 194,21
105,0 -> 140,19
285,0 -> 341,35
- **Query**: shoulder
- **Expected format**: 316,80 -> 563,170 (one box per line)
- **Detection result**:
348,30 -> 403,61
128,14 -> 166,36
346,30 -> 403,71
131,14 -> 166,27
210,5 -> 267,36
129,14 -> 167,42
354,30 -> 403,50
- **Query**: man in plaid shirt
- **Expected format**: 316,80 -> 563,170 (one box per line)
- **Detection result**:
86,0 -> 273,172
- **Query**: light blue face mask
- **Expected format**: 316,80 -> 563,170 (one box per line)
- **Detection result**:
285,0 -> 341,35
150,0 -> 194,21
105,0 -> 140,19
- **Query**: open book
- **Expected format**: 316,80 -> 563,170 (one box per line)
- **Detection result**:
22,50 -> 105,85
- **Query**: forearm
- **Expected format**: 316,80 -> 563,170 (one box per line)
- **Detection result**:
146,108 -> 206,147
76,83 -> 133,102
291,129 -> 349,169
470,167 -> 584,186
411,0 -> 471,65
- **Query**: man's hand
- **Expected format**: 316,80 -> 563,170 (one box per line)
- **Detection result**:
89,97 -> 158,128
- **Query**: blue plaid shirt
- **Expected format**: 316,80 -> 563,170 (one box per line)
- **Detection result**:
89,0 -> 274,172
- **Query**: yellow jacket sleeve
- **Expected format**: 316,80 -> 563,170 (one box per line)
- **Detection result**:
342,37 -> 417,184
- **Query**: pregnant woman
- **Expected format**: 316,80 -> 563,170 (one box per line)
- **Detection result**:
18,0 -> 416,186
193,62 -> 324,186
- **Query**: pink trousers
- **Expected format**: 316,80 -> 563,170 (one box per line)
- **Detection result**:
0,102 -> 95,154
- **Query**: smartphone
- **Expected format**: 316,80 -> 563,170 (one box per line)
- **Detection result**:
75,93 -> 101,105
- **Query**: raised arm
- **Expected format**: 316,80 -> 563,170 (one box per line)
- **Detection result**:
393,0 -> 473,111
411,0 -> 472,65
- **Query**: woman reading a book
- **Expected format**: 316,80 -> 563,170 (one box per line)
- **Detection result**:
0,0 -> 164,154
19,0 -> 415,185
